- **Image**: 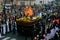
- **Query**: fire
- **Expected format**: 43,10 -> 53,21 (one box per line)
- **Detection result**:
24,6 -> 33,17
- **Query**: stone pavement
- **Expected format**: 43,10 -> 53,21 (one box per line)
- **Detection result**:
0,33 -> 31,40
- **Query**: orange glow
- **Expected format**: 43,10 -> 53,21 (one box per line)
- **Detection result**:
24,6 -> 33,17
24,6 -> 29,16
28,7 -> 33,17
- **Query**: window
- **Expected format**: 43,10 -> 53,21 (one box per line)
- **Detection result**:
40,1 -> 42,3
20,2 -> 25,5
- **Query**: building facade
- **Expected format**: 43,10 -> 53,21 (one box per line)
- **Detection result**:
16,0 -> 55,5
0,0 -> 56,5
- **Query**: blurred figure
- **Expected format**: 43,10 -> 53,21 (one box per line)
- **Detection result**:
37,11 -> 43,18
0,14 -> 2,37
24,6 -> 34,17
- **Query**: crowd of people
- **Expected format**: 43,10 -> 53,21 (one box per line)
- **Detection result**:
0,4 -> 60,40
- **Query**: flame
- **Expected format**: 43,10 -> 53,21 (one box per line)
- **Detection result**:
24,6 -> 33,17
